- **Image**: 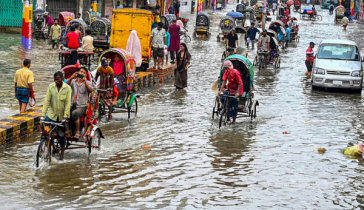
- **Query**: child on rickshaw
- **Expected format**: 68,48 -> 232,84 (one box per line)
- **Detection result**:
107,54 -> 126,105
218,60 -> 243,124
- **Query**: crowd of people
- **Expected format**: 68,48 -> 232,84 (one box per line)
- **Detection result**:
150,19 -> 191,90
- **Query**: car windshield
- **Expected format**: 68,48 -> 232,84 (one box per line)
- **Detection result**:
317,43 -> 360,61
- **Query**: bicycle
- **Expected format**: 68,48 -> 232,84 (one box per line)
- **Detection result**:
221,47 -> 236,62
219,94 -> 237,129
180,31 -> 191,44
36,119 -> 65,167
36,117 -> 102,168
97,88 -> 138,121
253,51 -> 269,71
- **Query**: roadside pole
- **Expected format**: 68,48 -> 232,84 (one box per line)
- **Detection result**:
22,0 -> 33,50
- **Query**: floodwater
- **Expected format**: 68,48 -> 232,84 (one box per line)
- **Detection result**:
2,4 -> 364,209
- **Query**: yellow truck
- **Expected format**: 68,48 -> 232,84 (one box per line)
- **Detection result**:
110,9 -> 153,71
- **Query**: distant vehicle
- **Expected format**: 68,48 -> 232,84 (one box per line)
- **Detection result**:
312,39 -> 363,92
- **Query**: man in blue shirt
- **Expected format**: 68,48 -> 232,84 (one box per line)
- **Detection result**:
115,1 -> 123,9
247,24 -> 260,49
284,24 -> 290,49
168,4 -> 175,14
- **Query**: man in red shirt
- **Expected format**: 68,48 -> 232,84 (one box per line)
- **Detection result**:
218,60 -> 243,124
305,42 -> 315,76
66,26 -> 80,50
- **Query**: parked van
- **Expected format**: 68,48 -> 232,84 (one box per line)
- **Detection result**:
312,39 -> 363,92
110,9 -> 152,71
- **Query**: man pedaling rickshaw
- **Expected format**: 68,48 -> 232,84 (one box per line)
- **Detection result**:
218,60 -> 243,124
226,28 -> 239,56
268,35 -> 278,63
66,67 -> 92,138
258,29 -> 270,68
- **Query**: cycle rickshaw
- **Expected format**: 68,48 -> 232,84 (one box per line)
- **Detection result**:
65,19 -> 88,38
236,4 -> 247,14
217,16 -> 236,42
91,17 -> 112,53
161,14 -> 177,28
253,29 -> 281,70
36,65 -> 103,168
220,26 -> 248,62
300,7 -> 323,21
212,55 -> 259,128
194,12 -> 210,37
33,9 -> 47,41
97,48 -> 138,120
85,11 -> 101,25
334,5 -> 345,23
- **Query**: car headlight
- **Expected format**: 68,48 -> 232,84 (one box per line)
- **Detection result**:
351,70 -> 363,77
314,68 -> 325,74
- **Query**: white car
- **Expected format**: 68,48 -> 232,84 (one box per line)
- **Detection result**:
311,39 -> 363,92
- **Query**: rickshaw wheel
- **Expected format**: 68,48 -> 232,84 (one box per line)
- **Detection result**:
212,97 -> 219,119
90,130 -> 101,153
128,98 -> 138,119
36,139 -> 54,168
98,102 -> 105,121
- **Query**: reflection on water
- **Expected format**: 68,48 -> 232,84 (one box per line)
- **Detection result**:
1,5 -> 364,209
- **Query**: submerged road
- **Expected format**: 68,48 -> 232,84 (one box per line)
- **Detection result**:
1,4 -> 364,209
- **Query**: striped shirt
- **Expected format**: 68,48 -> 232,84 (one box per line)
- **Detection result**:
306,47 -> 314,62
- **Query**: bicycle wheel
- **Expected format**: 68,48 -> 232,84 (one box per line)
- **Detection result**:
36,138 -> 50,167
219,99 -> 229,129
128,97 -> 138,119
219,109 -> 227,129
258,57 -> 263,71
97,98 -> 105,121
185,35 -> 191,43
212,97 -> 219,119
253,56 -> 258,66
89,129 -> 101,153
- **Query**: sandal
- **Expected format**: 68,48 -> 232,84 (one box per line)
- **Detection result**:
74,133 -> 80,139
152,66 -> 156,70
108,115 -> 113,121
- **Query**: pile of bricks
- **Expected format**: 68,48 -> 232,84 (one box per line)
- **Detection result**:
147,65 -> 175,83
0,107 -> 42,146
134,72 -> 154,91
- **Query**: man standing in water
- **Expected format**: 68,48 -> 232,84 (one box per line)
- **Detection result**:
42,71 -> 72,160
150,22 -> 166,69
49,19 -> 61,49
14,59 -> 34,113
43,12 -> 54,37
247,24 -> 260,49
305,42 -> 315,76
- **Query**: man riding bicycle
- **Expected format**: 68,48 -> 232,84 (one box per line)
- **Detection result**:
268,35 -> 278,63
226,28 -> 239,56
258,29 -> 270,68
42,71 -> 72,160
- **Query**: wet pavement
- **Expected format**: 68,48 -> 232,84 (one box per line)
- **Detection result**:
2,4 -> 364,209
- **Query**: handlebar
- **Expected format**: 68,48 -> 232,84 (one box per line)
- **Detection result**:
97,88 -> 112,92
40,118 -> 65,127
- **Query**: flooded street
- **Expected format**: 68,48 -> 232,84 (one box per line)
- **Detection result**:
2,4 -> 364,209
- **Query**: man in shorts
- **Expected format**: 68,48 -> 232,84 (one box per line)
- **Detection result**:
226,28 -> 239,56
305,42 -> 315,76
14,59 -> 34,113
150,22 -> 166,69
